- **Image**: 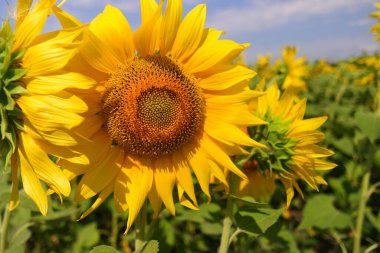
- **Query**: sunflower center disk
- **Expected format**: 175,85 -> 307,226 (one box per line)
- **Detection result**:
102,56 -> 205,158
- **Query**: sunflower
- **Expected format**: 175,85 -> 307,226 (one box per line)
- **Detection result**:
242,84 -> 336,207
370,3 -> 380,41
59,0 -> 266,231
279,46 -> 308,92
0,0 -> 92,215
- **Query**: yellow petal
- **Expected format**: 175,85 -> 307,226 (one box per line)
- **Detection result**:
174,160 -> 197,206
290,116 -> 327,135
52,5 -> 82,28
208,159 -> 228,189
153,160 -> 176,215
20,132 -> 71,197
22,27 -> 83,76
134,2 -> 163,55
199,65 -> 256,91
206,90 -> 264,104
201,135 -> 247,180
13,0 -> 52,51
207,105 -> 267,126
188,150 -> 211,201
171,4 -> 206,62
205,119 -> 265,148
18,141 -> 48,215
124,163 -> 153,233
159,0 -> 183,55
16,0 -> 33,27
140,0 -> 159,23
76,149 -> 124,200
81,30 -> 120,73
148,182 -> 162,218
90,5 -> 134,63
79,182 -> 114,220
177,184 -> 199,210
26,72 -> 96,95
18,95 -> 84,131
185,40 -> 248,74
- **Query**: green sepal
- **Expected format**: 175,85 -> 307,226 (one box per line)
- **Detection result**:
7,81 -> 27,95
11,48 -> 26,63
1,87 -> 16,110
0,139 -> 12,170
0,107 -> 8,139
3,68 -> 28,86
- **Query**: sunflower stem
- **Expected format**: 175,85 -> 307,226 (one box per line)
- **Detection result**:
353,143 -> 374,253
219,175 -> 237,253
110,209 -> 118,248
135,202 -> 147,251
0,205 -> 11,253
353,171 -> 371,253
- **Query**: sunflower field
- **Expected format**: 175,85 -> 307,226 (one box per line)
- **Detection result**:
0,0 -> 379,253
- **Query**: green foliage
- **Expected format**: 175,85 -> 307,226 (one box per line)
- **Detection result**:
136,240 -> 159,253
298,195 -> 351,230
90,246 -> 121,253
235,207 -> 283,236
0,20 -> 27,171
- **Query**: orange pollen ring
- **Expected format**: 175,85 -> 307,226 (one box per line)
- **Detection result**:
101,55 -> 205,158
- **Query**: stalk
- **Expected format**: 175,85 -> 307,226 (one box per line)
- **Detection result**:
0,205 -> 11,253
219,194 -> 234,253
353,171 -> 370,253
219,175 -> 238,253
353,145 -> 374,253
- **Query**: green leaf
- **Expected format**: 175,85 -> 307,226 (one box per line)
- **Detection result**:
72,223 -> 100,253
136,240 -> 159,253
229,195 -> 268,208
89,245 -> 121,253
298,194 -> 351,230
200,223 -> 222,235
277,230 -> 301,253
332,137 -> 353,156
9,228 -> 31,247
355,111 -> 380,143
235,207 -> 283,236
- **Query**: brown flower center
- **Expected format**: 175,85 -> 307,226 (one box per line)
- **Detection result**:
102,55 -> 205,158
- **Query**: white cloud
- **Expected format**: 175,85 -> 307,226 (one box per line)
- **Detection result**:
208,0 -> 373,34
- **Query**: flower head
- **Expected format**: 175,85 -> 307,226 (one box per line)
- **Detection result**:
60,0 -> 266,232
370,3 -> 380,41
0,0 -> 91,215
242,85 -> 336,206
278,46 -> 308,92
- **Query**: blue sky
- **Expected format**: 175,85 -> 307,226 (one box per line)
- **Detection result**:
1,0 -> 379,63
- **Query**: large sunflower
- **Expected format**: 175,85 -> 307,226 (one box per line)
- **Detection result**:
242,85 -> 336,207
0,0 -> 92,215
60,0 -> 266,231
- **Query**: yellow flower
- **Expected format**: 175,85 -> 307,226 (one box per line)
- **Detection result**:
60,0 -> 266,232
281,46 -> 308,92
254,54 -> 278,81
244,85 -> 336,207
370,3 -> 380,41
0,0 -> 91,215
310,59 -> 335,76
